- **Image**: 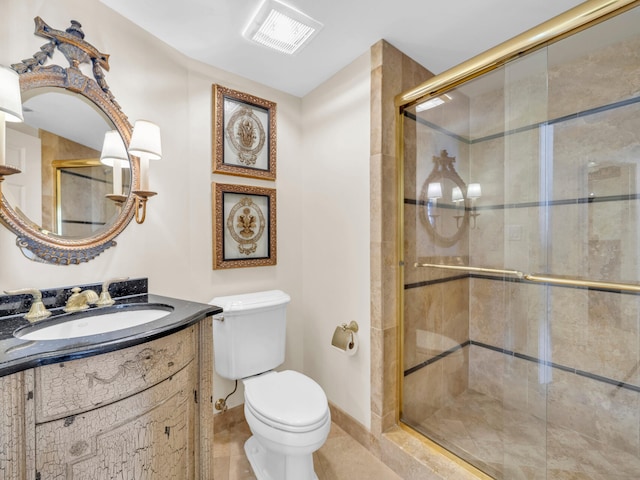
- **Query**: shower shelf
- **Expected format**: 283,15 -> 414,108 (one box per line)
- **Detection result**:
414,262 -> 640,293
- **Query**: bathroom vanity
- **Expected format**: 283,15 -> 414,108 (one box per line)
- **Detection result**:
0,17 -> 221,479
0,279 -> 220,479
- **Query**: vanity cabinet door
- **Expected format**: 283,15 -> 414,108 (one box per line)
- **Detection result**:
35,325 -> 196,423
34,362 -> 196,480
0,370 -> 35,480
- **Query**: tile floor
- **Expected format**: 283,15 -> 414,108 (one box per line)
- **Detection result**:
416,390 -> 640,480
213,419 -> 402,480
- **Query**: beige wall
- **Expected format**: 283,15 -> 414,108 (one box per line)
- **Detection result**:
301,52 -> 372,427
0,0 -> 372,426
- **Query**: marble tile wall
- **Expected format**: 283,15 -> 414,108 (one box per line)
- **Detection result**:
468,343 -> 640,457
401,9 -> 640,475
468,234 -> 640,455
370,38 -> 434,440
371,39 -> 491,479
464,15 -> 640,460
547,367 -> 640,456
403,347 -> 468,425
402,277 -> 469,427
403,279 -> 469,371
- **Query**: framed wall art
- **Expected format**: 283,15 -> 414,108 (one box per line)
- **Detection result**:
212,182 -> 277,269
212,84 -> 277,180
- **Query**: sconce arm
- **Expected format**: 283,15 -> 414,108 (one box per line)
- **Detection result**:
132,190 -> 157,224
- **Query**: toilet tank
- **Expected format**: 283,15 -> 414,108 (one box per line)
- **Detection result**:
209,290 -> 290,380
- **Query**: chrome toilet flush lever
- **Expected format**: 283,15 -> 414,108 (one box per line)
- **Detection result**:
4,288 -> 52,322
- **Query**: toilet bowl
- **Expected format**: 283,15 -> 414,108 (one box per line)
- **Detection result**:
242,370 -> 331,480
209,291 -> 330,480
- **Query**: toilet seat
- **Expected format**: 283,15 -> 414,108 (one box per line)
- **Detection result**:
244,370 -> 329,433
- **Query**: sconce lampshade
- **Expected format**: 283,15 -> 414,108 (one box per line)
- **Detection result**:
0,65 -> 24,123
467,183 -> 482,199
128,120 -> 162,160
427,182 -> 443,199
100,130 -> 130,167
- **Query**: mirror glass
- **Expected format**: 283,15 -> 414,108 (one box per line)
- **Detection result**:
3,88 -> 131,239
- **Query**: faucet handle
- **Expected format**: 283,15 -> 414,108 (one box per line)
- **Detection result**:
97,277 -> 129,307
4,288 -> 52,323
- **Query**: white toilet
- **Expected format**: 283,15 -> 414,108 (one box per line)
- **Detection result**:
210,290 -> 330,480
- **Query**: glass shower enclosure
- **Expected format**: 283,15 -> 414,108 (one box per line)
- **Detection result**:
398,1 -> 640,478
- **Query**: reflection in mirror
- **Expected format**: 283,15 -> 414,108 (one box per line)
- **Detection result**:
419,150 -> 469,247
54,158 -> 130,237
4,89 -> 131,238
100,130 -> 131,205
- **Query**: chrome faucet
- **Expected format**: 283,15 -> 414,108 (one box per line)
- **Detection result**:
64,287 -> 99,313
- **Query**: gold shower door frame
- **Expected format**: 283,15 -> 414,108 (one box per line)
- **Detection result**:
394,0 -> 640,477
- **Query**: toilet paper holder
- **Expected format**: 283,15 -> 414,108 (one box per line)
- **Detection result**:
331,321 -> 359,352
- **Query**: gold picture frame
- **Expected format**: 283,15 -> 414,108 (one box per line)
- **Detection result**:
212,84 -> 277,180
212,182 -> 277,269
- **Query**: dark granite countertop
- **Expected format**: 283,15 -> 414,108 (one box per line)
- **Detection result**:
0,279 -> 221,378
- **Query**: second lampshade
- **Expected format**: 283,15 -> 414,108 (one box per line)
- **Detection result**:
128,120 -> 162,192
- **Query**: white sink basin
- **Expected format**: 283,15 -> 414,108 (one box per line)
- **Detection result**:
15,307 -> 172,341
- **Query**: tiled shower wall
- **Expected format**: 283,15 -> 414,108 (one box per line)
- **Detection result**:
402,21 -> 640,458
401,66 -> 472,426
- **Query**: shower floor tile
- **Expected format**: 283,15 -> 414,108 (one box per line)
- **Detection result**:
415,389 -> 640,480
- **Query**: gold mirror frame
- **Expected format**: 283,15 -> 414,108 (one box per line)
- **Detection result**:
418,150 -> 468,247
0,17 -> 138,265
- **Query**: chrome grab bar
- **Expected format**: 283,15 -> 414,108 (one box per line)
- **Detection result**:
414,262 -> 640,293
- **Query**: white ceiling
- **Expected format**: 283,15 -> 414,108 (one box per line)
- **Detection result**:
99,0 -> 586,98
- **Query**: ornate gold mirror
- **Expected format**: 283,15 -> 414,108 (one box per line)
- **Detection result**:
418,150 -> 469,247
0,17 -> 138,264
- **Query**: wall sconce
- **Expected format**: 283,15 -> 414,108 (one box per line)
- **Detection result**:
100,130 -> 130,205
0,66 -> 24,184
128,120 -> 162,224
452,186 -> 465,227
467,183 -> 482,229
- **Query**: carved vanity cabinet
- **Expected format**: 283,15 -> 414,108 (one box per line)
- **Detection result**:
0,369 -> 34,479
0,317 -> 215,480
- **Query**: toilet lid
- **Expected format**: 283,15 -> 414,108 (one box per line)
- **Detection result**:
244,370 -> 329,431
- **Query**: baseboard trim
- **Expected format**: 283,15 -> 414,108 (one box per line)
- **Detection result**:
328,402 -> 378,453
213,404 -> 245,434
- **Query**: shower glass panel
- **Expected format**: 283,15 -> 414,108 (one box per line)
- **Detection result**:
400,5 -> 640,479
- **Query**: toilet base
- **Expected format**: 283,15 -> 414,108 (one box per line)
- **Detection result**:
244,436 -> 319,480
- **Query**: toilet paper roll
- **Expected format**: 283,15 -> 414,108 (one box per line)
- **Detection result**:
343,333 -> 358,356
331,323 -> 358,356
